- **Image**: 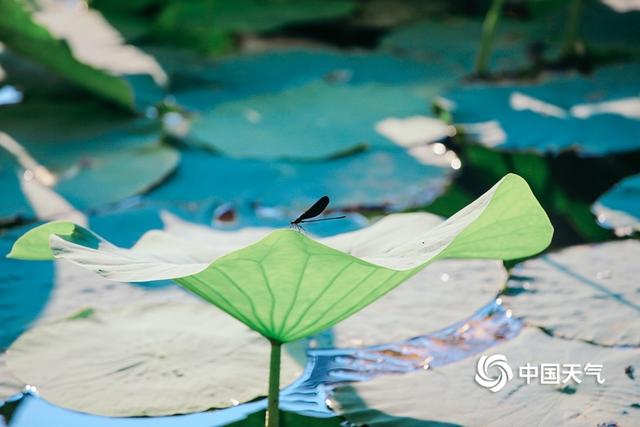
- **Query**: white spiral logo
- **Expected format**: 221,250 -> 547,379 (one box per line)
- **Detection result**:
475,354 -> 513,392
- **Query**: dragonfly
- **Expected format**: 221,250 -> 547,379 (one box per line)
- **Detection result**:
290,196 -> 345,231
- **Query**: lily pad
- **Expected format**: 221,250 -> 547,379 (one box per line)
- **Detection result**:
592,173 -> 640,236
564,0 -> 640,56
189,82 -> 443,160
323,258 -> 506,348
503,240 -> 640,347
331,328 -> 640,426
0,0 -> 164,109
145,147 -> 454,213
0,187 -> 191,353
0,148 -> 31,222
442,62 -> 640,156
0,353 -> 21,402
172,48 -> 453,112
353,0 -> 447,28
6,302 -> 302,417
155,0 -> 357,54
381,18 -> 538,75
0,175 -> 189,343
0,102 -> 179,221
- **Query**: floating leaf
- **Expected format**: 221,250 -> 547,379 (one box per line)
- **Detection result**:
0,354 -> 21,402
0,148 -> 31,222
0,103 -> 179,221
189,82 -> 441,160
32,0 -> 166,85
173,48 -> 453,111
323,256 -> 507,348
503,240 -> 640,347
155,0 -> 356,54
442,62 -> 640,156
144,147 -> 454,214
381,18 -> 537,75
353,0 -> 447,28
560,0 -> 640,55
9,174 -> 553,344
592,173 -> 640,236
331,328 -> 640,426
0,201 -> 190,350
6,302 -> 302,416
0,0 -> 164,109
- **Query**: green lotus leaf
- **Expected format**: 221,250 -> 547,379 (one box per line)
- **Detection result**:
8,173 -> 553,343
0,0 -> 165,110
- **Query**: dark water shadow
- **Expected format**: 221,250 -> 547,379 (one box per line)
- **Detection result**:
332,385 -> 461,427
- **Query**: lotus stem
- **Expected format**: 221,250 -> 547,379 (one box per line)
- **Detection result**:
266,339 -> 282,427
474,0 -> 506,77
563,0 -> 582,56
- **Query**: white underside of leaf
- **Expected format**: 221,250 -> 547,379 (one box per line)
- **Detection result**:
331,328 -> 640,426
503,240 -> 640,346
321,183 -> 495,269
6,302 -> 302,417
50,211 -> 273,281
48,176 -> 500,280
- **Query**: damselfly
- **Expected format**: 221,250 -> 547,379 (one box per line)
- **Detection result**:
290,196 -> 345,231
